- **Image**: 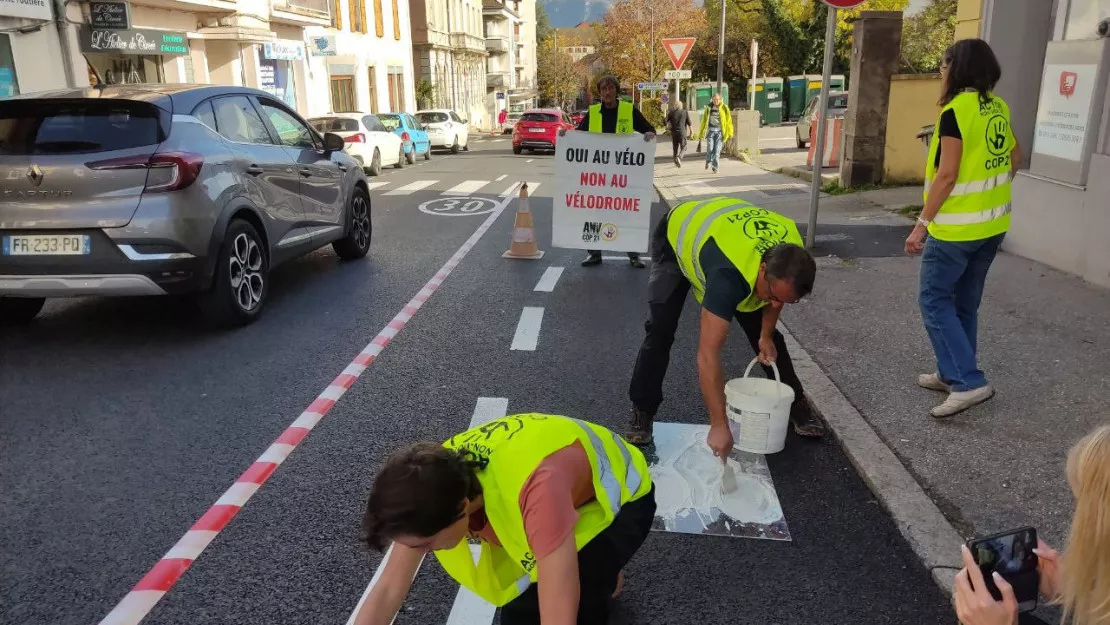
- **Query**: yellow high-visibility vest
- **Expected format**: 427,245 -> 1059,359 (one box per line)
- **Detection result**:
434,414 -> 652,606
588,101 -> 634,134
667,197 -> 803,313
924,91 -> 1014,241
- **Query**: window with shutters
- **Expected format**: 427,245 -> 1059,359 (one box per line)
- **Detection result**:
330,0 -> 343,29
373,0 -> 384,36
350,0 -> 368,33
391,0 -> 401,39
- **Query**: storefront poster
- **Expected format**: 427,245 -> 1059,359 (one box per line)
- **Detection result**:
1032,63 -> 1098,162
89,1 -> 130,29
79,27 -> 189,56
0,67 -> 16,98
552,132 -> 654,253
263,41 -> 304,61
0,0 -> 52,21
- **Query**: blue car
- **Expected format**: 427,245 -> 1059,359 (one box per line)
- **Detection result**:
378,113 -> 431,163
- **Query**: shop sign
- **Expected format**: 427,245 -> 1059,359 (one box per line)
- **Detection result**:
0,0 -> 52,21
263,41 -> 305,61
309,35 -> 336,57
79,27 -> 189,56
89,1 -> 130,30
1032,64 -> 1099,162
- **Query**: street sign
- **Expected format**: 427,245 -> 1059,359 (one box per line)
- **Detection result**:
661,37 -> 696,70
661,93 -> 669,103
664,69 -> 692,80
637,82 -> 668,91
821,0 -> 867,7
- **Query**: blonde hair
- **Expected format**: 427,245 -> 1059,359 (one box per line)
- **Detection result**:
1061,425 -> 1110,625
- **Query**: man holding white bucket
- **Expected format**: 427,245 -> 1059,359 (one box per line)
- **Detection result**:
624,196 -> 825,458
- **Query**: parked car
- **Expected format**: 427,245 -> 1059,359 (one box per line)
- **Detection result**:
0,85 -> 372,326
377,112 -> 431,163
308,113 -> 404,175
414,109 -> 470,153
796,91 -> 849,149
512,108 -> 575,154
503,111 -> 522,134
571,110 -> 587,126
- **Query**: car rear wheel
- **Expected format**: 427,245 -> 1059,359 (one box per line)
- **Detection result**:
424,145 -> 431,160
451,136 -> 460,154
0,297 -> 45,324
462,135 -> 469,152
333,186 -> 372,260
199,219 -> 268,327
796,128 -> 806,149
405,144 -> 416,164
395,144 -> 405,169
367,149 -> 382,176
513,145 -> 523,155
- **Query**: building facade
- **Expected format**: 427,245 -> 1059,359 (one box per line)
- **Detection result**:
956,0 -> 1110,288
0,0 -> 79,97
410,0 -> 488,129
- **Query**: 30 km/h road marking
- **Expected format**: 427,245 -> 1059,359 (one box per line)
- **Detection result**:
419,197 -> 499,217
97,193 -> 518,625
510,307 -> 545,351
345,398 -> 509,625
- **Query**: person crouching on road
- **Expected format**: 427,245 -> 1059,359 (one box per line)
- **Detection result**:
698,93 -> 732,174
624,197 -> 826,453
904,38 -> 1021,419
574,75 -> 656,269
354,414 -> 656,625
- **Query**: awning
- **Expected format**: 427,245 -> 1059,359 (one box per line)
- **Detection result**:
508,90 -> 536,101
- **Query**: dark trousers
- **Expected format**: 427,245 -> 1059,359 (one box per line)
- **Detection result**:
627,216 -> 806,417
586,250 -> 640,259
499,486 -> 656,625
670,132 -> 687,158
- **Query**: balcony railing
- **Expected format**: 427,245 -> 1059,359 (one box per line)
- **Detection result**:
451,32 -> 487,54
485,36 -> 509,53
273,0 -> 330,18
487,71 -> 511,88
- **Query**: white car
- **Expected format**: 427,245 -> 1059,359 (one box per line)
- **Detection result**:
415,109 -> 470,153
308,113 -> 405,176
503,112 -> 521,134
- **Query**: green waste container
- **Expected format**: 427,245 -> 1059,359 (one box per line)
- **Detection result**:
805,74 -> 847,107
787,75 -> 807,120
749,77 -> 784,126
686,82 -> 729,113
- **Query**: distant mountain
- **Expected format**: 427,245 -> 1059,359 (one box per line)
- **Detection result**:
540,0 -> 612,27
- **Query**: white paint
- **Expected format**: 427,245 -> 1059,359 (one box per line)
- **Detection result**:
510,307 -> 544,351
496,174 -> 508,181
444,180 -> 491,195
365,182 -> 389,191
445,545 -> 497,625
525,159 -> 534,163
384,180 -> 437,195
344,545 -> 427,625
499,181 -> 542,197
600,255 -> 651,261
470,397 -> 509,428
533,266 -> 564,292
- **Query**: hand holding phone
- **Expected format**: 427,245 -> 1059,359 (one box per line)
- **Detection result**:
966,526 -> 1041,613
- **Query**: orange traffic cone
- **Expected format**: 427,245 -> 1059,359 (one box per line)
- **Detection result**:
502,182 -> 545,260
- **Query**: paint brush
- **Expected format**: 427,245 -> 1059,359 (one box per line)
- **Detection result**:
720,463 -> 738,495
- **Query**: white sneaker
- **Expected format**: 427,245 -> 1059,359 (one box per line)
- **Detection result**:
931,385 -> 995,418
917,372 -> 950,393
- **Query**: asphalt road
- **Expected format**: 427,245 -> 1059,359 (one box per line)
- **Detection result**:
1,137 -> 957,625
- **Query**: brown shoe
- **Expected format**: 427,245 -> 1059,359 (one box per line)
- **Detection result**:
790,403 -> 826,439
625,407 -> 654,445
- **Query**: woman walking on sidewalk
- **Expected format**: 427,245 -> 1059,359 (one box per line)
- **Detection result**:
904,38 -> 1021,418
698,93 -> 732,174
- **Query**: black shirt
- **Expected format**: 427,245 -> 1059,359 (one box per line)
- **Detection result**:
575,104 -> 656,134
700,239 -> 752,320
666,108 -> 690,133
934,108 -> 962,169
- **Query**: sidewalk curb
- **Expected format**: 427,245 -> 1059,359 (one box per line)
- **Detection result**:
650,189 -> 966,598
741,153 -> 839,186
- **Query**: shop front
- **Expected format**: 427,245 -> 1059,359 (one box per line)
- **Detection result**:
259,40 -> 304,109
79,26 -> 189,85
1,0 -> 70,96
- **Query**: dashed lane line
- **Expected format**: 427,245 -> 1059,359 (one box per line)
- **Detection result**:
510,307 -> 544,351
533,267 -> 564,293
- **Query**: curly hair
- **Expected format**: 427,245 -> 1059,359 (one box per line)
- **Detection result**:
361,443 -> 484,551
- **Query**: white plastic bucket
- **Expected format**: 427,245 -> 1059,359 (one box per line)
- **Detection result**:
724,357 -> 795,454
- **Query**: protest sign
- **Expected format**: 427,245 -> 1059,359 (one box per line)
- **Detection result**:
552,132 -> 655,252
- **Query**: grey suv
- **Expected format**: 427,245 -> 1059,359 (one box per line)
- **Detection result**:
0,85 -> 372,326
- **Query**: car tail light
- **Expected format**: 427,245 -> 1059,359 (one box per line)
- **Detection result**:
345,133 -> 366,143
86,151 -> 204,193
401,131 -> 411,142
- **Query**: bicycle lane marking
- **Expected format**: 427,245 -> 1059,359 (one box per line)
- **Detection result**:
97,193 -> 519,625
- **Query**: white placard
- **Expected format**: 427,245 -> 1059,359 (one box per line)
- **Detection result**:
664,69 -> 692,80
552,132 -> 654,252
0,0 -> 52,20
1032,63 -> 1099,162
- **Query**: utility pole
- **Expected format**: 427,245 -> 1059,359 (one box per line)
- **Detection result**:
806,4 -> 837,248
445,0 -> 458,111
649,0 -> 655,100
715,0 -> 725,95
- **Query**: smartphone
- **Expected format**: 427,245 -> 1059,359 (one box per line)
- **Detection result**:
967,526 -> 1040,613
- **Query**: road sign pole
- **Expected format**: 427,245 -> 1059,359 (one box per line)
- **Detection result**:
715,0 -> 726,94
806,4 -> 837,249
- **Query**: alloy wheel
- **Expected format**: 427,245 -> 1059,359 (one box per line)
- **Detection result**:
228,232 -> 264,311
351,193 -> 370,250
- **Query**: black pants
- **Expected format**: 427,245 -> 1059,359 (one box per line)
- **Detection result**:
670,132 -> 687,158
627,216 -> 806,417
586,250 -> 640,259
499,486 -> 657,625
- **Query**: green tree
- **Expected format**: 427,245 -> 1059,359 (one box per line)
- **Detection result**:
536,2 -> 553,43
597,0 -> 707,89
415,80 -> 435,109
901,0 -> 957,73
537,36 -> 585,107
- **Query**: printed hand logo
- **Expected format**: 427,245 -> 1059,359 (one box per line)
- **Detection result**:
985,115 -> 1009,157
1059,71 -> 1077,98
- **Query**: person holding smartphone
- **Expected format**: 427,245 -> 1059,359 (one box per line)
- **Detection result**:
953,425 -> 1110,625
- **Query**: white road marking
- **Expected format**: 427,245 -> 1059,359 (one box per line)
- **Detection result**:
445,545 -> 498,625
345,398 -> 508,625
444,180 -> 491,195
365,181 -> 389,191
525,159 -> 534,163
499,181 -> 542,197
510,307 -> 544,351
385,180 -> 437,195
601,255 -> 652,261
533,266 -> 564,292
496,174 -> 507,181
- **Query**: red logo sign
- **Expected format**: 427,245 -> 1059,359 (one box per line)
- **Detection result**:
821,0 -> 867,7
661,37 -> 696,70
1059,71 -> 1078,97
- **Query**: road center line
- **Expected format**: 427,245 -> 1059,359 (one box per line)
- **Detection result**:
97,191 -> 518,625
496,174 -> 507,181
345,398 -> 508,625
510,307 -> 544,351
533,267 -> 564,292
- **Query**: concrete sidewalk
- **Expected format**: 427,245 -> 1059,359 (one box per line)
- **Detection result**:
651,151 -> 1104,621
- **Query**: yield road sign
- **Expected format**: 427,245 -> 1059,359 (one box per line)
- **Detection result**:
661,37 -> 696,70
637,82 -> 668,91
821,0 -> 867,7
664,69 -> 692,80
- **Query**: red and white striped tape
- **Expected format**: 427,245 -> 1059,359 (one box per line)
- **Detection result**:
98,194 -> 514,625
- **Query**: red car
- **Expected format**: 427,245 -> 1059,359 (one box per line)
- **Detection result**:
571,110 -> 587,125
512,108 -> 576,154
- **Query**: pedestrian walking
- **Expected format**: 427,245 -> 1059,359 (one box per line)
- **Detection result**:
498,108 -> 508,133
574,75 -> 656,269
666,101 -> 692,167
697,93 -> 732,174
624,196 -> 826,455
905,38 -> 1021,419
354,413 -> 656,625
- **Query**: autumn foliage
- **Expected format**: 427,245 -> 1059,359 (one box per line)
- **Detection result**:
597,0 -> 708,90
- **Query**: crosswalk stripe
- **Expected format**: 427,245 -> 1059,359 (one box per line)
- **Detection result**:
444,180 -> 491,195
365,182 -> 388,191
499,181 -> 542,197
384,180 -> 437,196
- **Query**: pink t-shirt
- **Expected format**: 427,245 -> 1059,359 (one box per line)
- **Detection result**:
468,442 -> 595,559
